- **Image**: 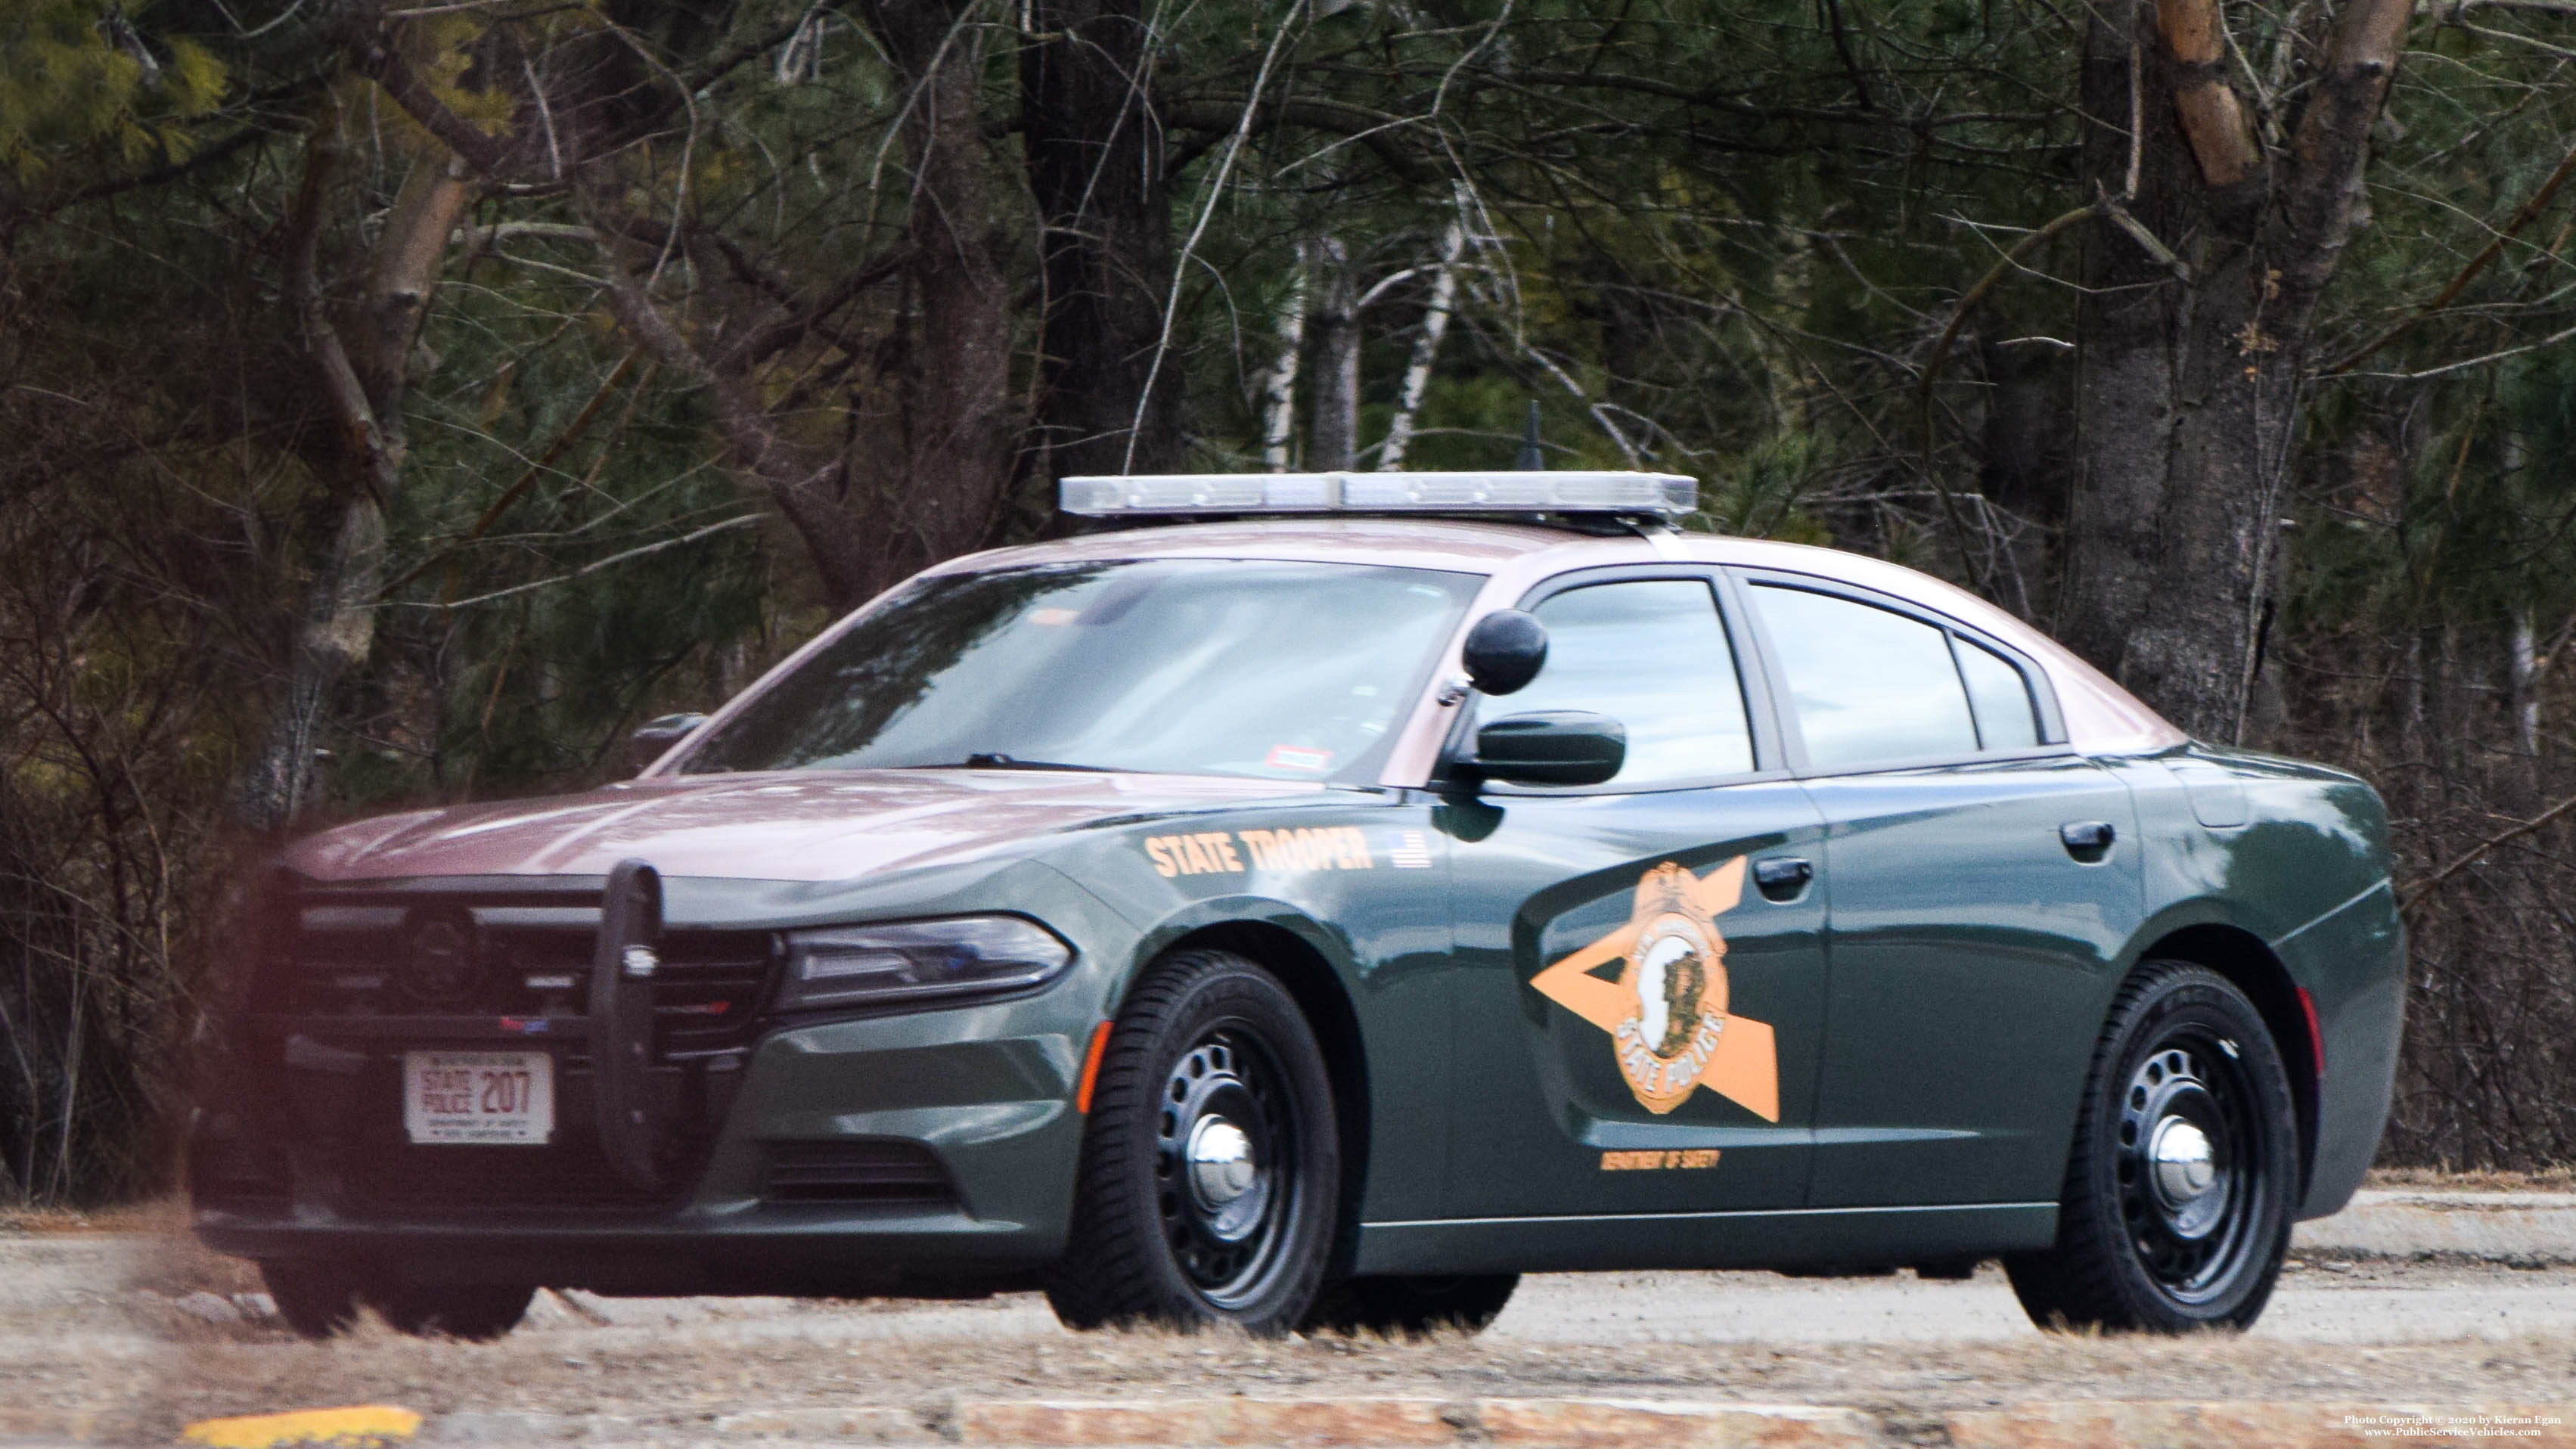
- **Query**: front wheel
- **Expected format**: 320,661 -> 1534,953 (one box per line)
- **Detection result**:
2006,961 -> 2297,1333
1044,951 -> 1339,1334
259,1263 -> 533,1340
373,1283 -> 535,1340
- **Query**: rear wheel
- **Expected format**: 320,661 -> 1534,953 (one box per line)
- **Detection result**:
1044,951 -> 1339,1334
1303,1274 -> 1519,1337
2006,961 -> 2296,1333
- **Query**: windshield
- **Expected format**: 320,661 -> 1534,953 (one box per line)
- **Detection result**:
678,559 -> 1482,782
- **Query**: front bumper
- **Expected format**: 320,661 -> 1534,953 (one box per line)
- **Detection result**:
188,851 -> 1156,1292
194,998 -> 1097,1292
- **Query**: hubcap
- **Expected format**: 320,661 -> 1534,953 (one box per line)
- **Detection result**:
2149,1116 -> 2218,1217
1153,1028 -> 1298,1307
1186,1116 -> 1258,1212
2115,1038 -> 2264,1301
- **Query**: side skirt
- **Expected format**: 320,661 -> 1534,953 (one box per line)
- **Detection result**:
1352,1202 -> 2059,1276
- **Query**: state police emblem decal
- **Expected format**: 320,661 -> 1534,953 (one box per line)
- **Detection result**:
1530,858 -> 1779,1122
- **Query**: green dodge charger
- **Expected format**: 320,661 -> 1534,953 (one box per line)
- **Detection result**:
191,471 -> 2404,1340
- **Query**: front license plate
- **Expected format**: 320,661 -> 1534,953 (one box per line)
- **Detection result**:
403,1051 -> 554,1146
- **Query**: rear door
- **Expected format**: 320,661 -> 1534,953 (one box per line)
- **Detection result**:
1439,569 -> 1832,1219
1733,575 -> 2142,1209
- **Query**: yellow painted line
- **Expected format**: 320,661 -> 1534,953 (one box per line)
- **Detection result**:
180,1406 -> 422,1448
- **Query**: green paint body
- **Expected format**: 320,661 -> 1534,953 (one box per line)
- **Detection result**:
197,742 -> 2399,1289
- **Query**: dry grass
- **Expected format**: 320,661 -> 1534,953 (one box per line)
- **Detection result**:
2369,1166 -> 2576,1192
136,1314 -> 2576,1443
17,1188 -> 2574,1444
0,1196 -> 186,1236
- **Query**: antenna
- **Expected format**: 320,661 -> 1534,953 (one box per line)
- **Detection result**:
1516,400 -> 1545,471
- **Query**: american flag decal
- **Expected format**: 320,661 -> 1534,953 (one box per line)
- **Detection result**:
1388,830 -> 1434,869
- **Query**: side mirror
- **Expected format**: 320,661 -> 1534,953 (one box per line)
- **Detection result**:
1460,610 -> 1547,697
628,712 -> 708,772
1473,710 -> 1625,787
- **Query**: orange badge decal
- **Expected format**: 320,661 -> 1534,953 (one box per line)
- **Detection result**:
1529,858 -> 1778,1122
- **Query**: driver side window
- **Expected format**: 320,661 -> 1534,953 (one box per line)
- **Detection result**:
1499,579 -> 1755,787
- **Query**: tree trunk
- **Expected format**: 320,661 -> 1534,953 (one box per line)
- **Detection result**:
1308,235 -> 1359,472
1022,0 -> 1181,480
1260,258 -> 1307,471
1379,216 -> 1465,472
2058,0 -> 2411,742
857,1 -> 1020,585
238,118 -> 470,830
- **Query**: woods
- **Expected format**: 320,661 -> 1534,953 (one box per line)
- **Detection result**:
5,0 -> 2576,1199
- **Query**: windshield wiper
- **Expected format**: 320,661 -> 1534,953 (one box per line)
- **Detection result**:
911,752 -> 1116,772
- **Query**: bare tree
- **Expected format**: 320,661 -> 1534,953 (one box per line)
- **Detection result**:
2058,0 -> 2413,741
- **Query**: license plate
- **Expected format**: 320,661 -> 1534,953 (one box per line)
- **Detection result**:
403,1051 -> 554,1146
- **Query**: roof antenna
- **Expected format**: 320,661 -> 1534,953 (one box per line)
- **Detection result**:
1516,400 -> 1546,471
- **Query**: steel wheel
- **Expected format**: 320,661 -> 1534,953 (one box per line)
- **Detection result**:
1154,1029 -> 1299,1308
2117,1035 -> 2263,1302
2006,960 -> 2296,1333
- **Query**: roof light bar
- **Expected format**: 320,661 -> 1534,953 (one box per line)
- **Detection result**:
1059,470 -> 1699,518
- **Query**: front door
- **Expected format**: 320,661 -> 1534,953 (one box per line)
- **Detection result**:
1439,571 -> 1832,1220
1735,576 -> 2143,1209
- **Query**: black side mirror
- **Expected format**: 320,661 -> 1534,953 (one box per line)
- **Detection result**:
628,712 -> 708,772
1473,710 -> 1625,787
1461,610 -> 1547,696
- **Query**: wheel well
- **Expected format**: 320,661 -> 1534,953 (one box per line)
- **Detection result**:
1152,922 -> 1371,1271
2135,924 -> 2319,1198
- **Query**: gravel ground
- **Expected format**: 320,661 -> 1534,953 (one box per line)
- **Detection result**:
11,1191 -> 2576,1444
143,1299 -> 2576,1443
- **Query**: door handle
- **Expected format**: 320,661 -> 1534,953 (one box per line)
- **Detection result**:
2059,821 -> 2116,858
1752,857 -> 1814,901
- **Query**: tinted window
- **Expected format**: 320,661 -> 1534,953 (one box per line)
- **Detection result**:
682,560 -> 1479,782
1496,579 -> 1755,786
1749,585 -> 1977,769
1956,638 -> 2041,750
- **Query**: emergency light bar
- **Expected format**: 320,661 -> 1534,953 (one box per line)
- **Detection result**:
1058,470 -> 1698,518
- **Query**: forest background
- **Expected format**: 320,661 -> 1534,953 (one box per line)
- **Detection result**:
3,0 -> 2572,1202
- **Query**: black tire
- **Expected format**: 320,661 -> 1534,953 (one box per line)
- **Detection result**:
1304,1274 -> 1519,1338
255,1261 -> 531,1341
259,1259 -> 363,1340
373,1283 -> 535,1340
1044,950 -> 1339,1334
2006,961 -> 2297,1333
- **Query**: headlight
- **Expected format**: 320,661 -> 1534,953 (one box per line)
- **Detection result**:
774,916 -> 1074,1012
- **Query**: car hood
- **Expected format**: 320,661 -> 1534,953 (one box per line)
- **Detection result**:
284,770 -> 1328,883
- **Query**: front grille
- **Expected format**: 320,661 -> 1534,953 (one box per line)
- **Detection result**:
248,879 -> 775,1214
763,1141 -> 954,1206
272,889 -> 777,1058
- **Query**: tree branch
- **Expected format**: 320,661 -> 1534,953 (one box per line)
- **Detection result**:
341,11 -> 519,178
2399,790 -> 2576,917
2270,0 -> 2413,318
1160,98 -> 1432,184
2323,130 -> 2576,374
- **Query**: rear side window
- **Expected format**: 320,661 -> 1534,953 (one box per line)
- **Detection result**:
1749,585 -> 1977,769
1954,637 -> 2041,750
1499,579 -> 1755,787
